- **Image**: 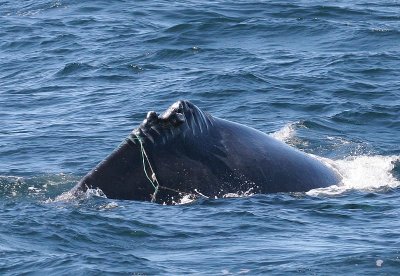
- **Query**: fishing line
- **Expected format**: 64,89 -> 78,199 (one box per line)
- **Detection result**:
129,134 -> 194,203
129,134 -> 159,202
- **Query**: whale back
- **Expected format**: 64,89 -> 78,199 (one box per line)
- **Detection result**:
133,101 -> 341,202
74,100 -> 341,204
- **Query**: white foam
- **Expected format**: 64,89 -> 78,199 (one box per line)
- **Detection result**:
376,259 -> 384,267
99,201 -> 119,210
50,187 -> 107,203
85,188 -> 107,198
174,194 -> 197,205
173,187 -> 256,205
271,123 -> 400,196
270,122 -> 298,142
308,155 -> 400,196
222,188 -> 255,198
49,190 -> 76,203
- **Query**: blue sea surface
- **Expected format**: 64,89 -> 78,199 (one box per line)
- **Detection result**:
1,0 -> 400,274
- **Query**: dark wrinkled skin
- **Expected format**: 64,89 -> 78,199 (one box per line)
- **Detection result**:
71,101 -> 341,204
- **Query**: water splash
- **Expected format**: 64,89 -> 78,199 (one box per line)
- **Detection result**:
272,123 -> 400,196
52,187 -> 107,203
222,188 -> 255,199
270,122 -> 298,142
308,155 -> 400,196
174,194 -> 198,205
173,188 -> 256,205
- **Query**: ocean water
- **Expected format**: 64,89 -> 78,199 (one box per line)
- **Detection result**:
1,0 -> 400,274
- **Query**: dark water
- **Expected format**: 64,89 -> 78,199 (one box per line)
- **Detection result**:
1,0 -> 400,274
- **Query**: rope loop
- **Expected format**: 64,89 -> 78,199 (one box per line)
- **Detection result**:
130,134 -> 160,202
128,133 -> 200,203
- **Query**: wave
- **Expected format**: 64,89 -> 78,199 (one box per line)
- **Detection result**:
55,62 -> 96,76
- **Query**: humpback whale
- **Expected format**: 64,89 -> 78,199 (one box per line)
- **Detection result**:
71,100 -> 341,204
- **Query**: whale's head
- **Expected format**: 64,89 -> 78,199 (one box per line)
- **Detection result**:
72,100 -> 214,202
134,100 -> 213,145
